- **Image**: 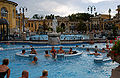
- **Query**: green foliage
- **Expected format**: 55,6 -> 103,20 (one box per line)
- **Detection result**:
32,14 -> 40,19
112,24 -> 118,38
76,20 -> 87,31
45,14 -> 54,19
112,40 -> 120,55
68,13 -> 93,21
57,26 -> 64,33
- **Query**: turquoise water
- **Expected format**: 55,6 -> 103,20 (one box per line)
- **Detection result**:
0,43 -> 118,78
26,34 -> 89,40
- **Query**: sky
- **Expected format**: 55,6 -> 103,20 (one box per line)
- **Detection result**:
10,0 -> 120,18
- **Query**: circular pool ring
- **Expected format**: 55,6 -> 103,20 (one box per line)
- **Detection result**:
57,50 -> 83,57
16,51 -> 36,57
94,56 -> 111,62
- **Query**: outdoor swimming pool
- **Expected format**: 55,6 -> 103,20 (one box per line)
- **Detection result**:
0,43 -> 118,78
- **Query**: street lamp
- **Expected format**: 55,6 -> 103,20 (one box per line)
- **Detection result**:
108,8 -> 111,20
88,5 -> 96,14
87,5 -> 96,32
19,7 -> 27,32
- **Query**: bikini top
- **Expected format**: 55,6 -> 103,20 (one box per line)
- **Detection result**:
0,68 -> 9,78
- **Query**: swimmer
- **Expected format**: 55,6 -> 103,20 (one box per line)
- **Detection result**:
86,48 -> 89,52
89,50 -> 101,56
44,51 -> 50,57
100,48 -> 106,53
58,47 -> 65,54
32,57 -> 38,64
82,45 -> 85,48
40,70 -> 48,78
50,46 -> 57,58
19,70 -> 29,78
22,50 -> 25,55
30,48 -> 37,54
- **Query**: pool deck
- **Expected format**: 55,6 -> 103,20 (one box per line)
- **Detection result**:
0,39 -> 106,44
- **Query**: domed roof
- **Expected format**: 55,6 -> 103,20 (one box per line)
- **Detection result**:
0,18 -> 9,25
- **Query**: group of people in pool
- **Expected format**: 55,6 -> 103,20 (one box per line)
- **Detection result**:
0,59 -> 48,78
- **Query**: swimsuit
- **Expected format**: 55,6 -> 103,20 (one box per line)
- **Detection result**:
0,68 -> 9,78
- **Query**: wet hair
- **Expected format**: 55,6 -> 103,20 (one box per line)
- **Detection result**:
2,59 -> 9,65
82,45 -> 85,47
42,70 -> 48,76
45,51 -> 48,54
102,48 -> 105,50
95,45 -> 97,48
33,57 -> 38,61
22,50 -> 25,53
31,48 -> 34,50
87,48 -> 89,51
70,48 -> 72,50
22,70 -> 29,78
95,50 -> 97,53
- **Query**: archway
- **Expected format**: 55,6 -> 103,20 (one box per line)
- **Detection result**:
0,18 -> 9,40
1,7 -> 8,17
61,23 -> 65,30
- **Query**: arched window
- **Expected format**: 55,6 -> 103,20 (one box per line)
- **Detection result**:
1,7 -> 8,17
13,9 -> 14,18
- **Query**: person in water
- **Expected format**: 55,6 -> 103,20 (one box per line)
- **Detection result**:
32,57 -> 38,64
30,48 -> 37,54
19,70 -> 29,78
44,51 -> 50,57
89,50 -> 101,56
40,70 -> 48,78
50,46 -> 57,58
99,48 -> 106,53
86,48 -> 89,52
22,50 -> 26,55
58,47 -> 65,54
0,59 -> 10,78
68,48 -> 73,54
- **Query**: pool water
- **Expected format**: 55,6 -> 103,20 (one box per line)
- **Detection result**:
26,34 -> 89,40
0,43 -> 118,78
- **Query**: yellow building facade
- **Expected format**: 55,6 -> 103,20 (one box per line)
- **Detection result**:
0,0 -> 18,33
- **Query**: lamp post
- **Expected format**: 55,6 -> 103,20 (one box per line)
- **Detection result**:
87,5 -> 96,31
108,8 -> 111,20
18,14 -> 21,37
19,7 -> 27,32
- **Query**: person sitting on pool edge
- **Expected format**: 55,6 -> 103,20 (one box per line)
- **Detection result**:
30,48 -> 37,54
40,70 -> 48,78
58,46 -> 65,54
0,59 -> 10,78
68,48 -> 73,54
19,70 -> 29,78
89,50 -> 101,56
44,51 -> 50,57
22,50 -> 26,55
32,57 -> 38,64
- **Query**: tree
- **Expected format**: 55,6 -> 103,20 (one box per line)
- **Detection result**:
57,26 -> 64,33
43,21 -> 48,34
32,14 -> 40,19
76,20 -> 87,31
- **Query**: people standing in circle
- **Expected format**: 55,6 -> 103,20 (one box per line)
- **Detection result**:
19,70 -> 29,78
0,59 -> 10,78
50,46 -> 57,58
44,51 -> 50,57
32,57 -> 38,64
40,70 -> 48,78
58,47 -> 65,54
30,48 -> 37,54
